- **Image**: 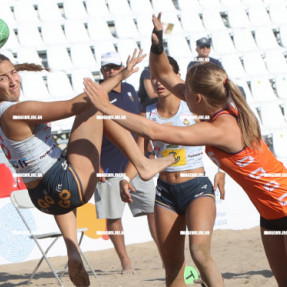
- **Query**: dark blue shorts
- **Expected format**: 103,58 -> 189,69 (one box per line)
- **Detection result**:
155,176 -> 215,215
28,157 -> 85,215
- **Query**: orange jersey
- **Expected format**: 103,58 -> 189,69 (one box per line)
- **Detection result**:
206,109 -> 287,220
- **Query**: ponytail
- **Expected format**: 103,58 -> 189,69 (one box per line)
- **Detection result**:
186,62 -> 261,149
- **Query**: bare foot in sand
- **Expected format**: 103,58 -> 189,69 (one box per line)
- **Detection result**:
68,258 -> 90,287
121,258 -> 136,275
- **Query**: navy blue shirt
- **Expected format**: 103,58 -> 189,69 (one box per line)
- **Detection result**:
100,82 -> 141,173
187,57 -> 224,70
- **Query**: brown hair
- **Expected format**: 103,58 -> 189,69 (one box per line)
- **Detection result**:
0,54 -> 49,72
186,62 -> 261,148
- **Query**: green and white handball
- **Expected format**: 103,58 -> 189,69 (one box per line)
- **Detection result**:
0,19 -> 10,49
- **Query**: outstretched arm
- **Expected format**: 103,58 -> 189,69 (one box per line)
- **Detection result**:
84,78 -> 225,147
150,13 -> 185,101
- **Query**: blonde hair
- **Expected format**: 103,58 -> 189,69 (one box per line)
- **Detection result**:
186,62 -> 261,148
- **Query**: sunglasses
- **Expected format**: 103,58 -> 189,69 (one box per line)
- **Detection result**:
102,64 -> 122,72
199,45 -> 211,49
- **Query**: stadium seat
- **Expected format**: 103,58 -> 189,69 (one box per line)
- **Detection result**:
151,0 -> 179,14
249,78 -> 277,102
136,14 -> 154,37
221,0 -> 243,7
265,51 -> 287,75
272,130 -> 287,159
198,0 -> 223,11
37,0 -> 64,23
274,75 -> 287,99
268,0 -> 287,25
70,44 -> 100,71
248,3 -> 272,27
63,0 -> 88,20
114,15 -> 140,40
180,10 -> 206,34
0,4 -> 17,29
47,71 -> 75,100
233,29 -> 258,52
17,48 -> 43,66
227,5 -> 251,29
71,69 -> 94,94
177,0 -> 201,11
107,0 -> 134,16
160,12 -> 185,35
221,54 -> 246,79
211,30 -> 237,54
279,25 -> 287,48
3,29 -> 20,52
259,103 -> 286,130
234,79 -> 255,104
166,35 -> 192,59
64,20 -> 91,44
242,52 -> 269,77
46,46 -> 74,72
20,71 -> 51,102
13,1 -> 40,25
117,39 -> 140,62
254,27 -> 279,50
202,10 -> 226,31
85,0 -> 113,20
88,18 -> 116,43
17,24 -> 44,49
130,0 -> 154,16
41,23 -> 68,46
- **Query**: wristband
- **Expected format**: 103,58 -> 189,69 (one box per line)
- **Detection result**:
151,29 -> 164,55
121,175 -> 130,183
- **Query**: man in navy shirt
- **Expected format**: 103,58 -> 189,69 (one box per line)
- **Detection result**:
187,37 -> 224,70
95,51 -> 157,274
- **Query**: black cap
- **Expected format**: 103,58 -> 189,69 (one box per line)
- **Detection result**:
196,37 -> 211,48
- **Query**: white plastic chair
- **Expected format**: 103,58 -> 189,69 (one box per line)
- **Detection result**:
17,24 -> 44,49
160,12 -> 184,35
248,3 -> 271,27
0,3 -> 17,29
17,48 -> 43,66
268,0 -> 287,25
242,52 -> 269,77
211,30 -> 236,54
180,10 -> 206,33
41,23 -> 68,46
107,0 -> 134,16
37,0 -> 64,23
10,189 -> 97,286
221,0 -> 243,8
259,103 -> 286,130
64,20 -> 91,44
88,18 -> 116,43
47,71 -> 75,100
166,35 -> 192,58
265,51 -> 287,75
221,54 -> 246,79
46,47 -> 74,72
275,75 -> 287,99
249,78 -> 277,102
70,44 -> 100,71
136,14 -> 154,37
202,10 -> 226,31
130,0 -> 154,16
279,25 -> 287,48
20,71 -> 51,102
254,27 -> 279,50
13,1 -> 40,25
151,0 -> 179,14
233,29 -> 258,52
198,0 -> 223,11
117,39 -> 139,63
63,0 -> 88,20
3,29 -> 20,52
85,0 -> 113,20
71,69 -> 94,94
227,5 -> 251,29
177,0 -> 201,12
272,130 -> 287,159
114,15 -> 140,40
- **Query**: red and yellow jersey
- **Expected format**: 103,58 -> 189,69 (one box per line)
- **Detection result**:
206,109 -> 287,220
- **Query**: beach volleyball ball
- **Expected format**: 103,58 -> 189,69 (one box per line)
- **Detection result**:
0,19 -> 10,48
